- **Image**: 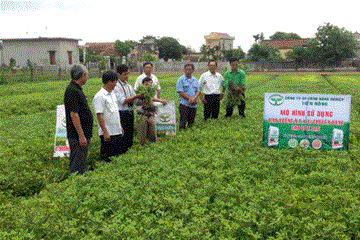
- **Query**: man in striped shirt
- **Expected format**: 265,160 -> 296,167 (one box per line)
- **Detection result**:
113,64 -> 143,152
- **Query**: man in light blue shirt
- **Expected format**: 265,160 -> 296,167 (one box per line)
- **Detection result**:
176,64 -> 200,130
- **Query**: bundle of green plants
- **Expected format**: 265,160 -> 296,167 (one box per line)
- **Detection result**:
135,84 -> 158,113
223,81 -> 244,107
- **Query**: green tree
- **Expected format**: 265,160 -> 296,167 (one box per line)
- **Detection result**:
98,58 -> 106,70
233,46 -> 246,60
85,47 -> 102,63
110,56 -> 116,69
180,45 -> 188,55
286,46 -> 311,70
200,44 -> 222,61
124,40 -> 138,50
200,44 -> 207,54
209,46 -> 221,60
9,58 -> 16,69
253,32 -> 265,43
114,40 -> 131,60
78,47 -> 84,63
286,46 -> 309,62
199,44 -> 210,61
223,46 -> 245,61
139,51 -> 158,62
307,23 -> 357,66
156,37 -> 187,61
247,43 -> 282,61
270,31 -> 301,40
139,35 -> 157,44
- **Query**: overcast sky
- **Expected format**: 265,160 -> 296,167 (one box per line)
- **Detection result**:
1,0 -> 359,52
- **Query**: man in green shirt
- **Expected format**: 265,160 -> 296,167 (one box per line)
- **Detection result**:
223,57 -> 246,117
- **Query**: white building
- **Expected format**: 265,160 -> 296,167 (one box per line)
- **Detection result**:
354,32 -> 360,59
0,37 -> 80,69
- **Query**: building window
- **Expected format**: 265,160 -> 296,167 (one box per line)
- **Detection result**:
49,51 -> 56,65
68,51 -> 73,65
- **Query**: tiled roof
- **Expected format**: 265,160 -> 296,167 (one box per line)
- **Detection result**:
205,32 -> 234,40
212,32 -> 230,37
261,38 -> 311,49
85,42 -> 116,56
1,37 -> 81,42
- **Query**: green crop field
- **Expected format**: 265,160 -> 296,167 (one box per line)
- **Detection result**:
1,73 -> 360,239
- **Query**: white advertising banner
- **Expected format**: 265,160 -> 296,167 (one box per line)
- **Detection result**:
154,101 -> 176,140
53,105 -> 70,157
263,93 -> 351,150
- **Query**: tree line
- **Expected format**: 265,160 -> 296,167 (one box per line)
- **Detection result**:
81,36 -> 189,68
248,23 -> 358,67
82,22 -> 359,68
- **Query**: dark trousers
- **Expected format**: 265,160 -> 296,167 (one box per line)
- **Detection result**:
68,138 -> 91,174
204,94 -> 220,120
179,104 -> 197,130
119,110 -> 134,152
100,134 -> 124,162
225,93 -> 246,117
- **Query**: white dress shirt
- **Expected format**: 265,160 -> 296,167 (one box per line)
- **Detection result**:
198,71 -> 224,95
113,80 -> 136,111
134,73 -> 161,91
93,87 -> 122,136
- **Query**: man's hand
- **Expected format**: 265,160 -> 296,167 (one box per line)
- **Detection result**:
161,99 -> 168,105
103,131 -> 111,142
220,93 -> 224,100
238,86 -> 246,93
179,92 -> 197,105
79,135 -> 88,148
200,95 -> 207,104
189,97 -> 197,105
136,93 -> 145,99
121,127 -> 125,137
70,112 -> 87,148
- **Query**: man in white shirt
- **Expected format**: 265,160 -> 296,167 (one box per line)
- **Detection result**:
134,62 -> 161,98
93,71 -> 124,162
198,60 -> 224,120
113,64 -> 143,153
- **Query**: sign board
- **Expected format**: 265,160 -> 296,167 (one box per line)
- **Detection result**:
154,101 -> 176,140
53,105 -> 70,157
263,93 -> 351,150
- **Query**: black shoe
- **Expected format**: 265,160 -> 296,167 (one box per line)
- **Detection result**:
240,114 -> 246,118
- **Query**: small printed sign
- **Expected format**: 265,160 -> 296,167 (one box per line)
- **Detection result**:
263,93 -> 351,150
155,101 -> 176,140
54,105 -> 70,157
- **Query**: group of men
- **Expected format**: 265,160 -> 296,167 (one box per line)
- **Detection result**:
64,57 -> 246,174
176,57 -> 246,129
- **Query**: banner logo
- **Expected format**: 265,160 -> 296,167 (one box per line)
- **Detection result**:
269,94 -> 284,106
61,118 -> 66,128
159,113 -> 171,123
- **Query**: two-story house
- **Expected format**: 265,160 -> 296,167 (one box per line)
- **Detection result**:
204,32 -> 235,54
